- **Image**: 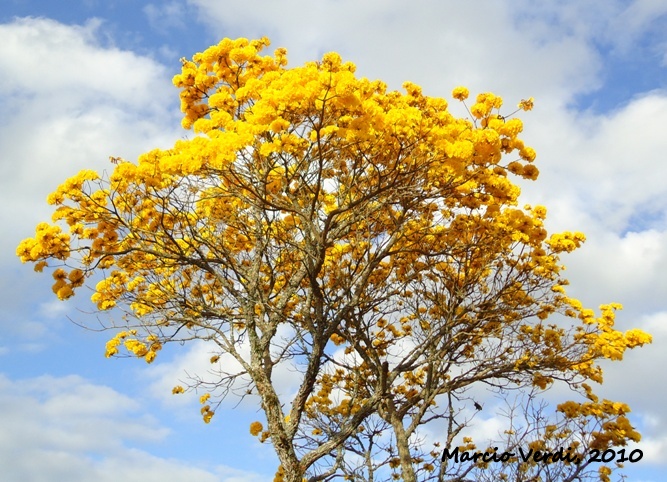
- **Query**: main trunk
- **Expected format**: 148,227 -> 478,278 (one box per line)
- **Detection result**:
388,401 -> 418,482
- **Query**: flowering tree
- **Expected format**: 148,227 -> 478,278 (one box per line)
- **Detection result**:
17,37 -> 650,482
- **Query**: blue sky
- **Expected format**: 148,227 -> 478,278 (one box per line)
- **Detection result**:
2,1 -> 667,481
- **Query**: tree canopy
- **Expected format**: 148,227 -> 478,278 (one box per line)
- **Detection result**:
17,37 -> 651,482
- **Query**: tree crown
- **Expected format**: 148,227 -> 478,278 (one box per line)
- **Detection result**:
17,37 -> 651,482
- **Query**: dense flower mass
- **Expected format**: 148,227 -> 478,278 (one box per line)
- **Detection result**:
17,37 -> 651,482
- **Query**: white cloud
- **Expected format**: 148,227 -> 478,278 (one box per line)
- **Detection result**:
607,0 -> 667,52
0,373 -> 266,482
0,17 -> 182,269
507,90 -> 667,320
564,231 -> 667,310
146,326 -> 306,412
37,298 -> 72,320
187,0 -> 601,104
627,435 -> 667,466
598,312 -> 667,414
0,18 -> 166,106
146,340 -> 223,409
564,93 -> 667,227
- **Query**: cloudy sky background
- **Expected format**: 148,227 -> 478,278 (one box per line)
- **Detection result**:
1,0 -> 666,480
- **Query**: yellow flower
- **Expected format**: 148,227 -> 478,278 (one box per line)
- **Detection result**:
522,164 -> 539,180
470,102 -> 491,119
68,269 -> 85,286
452,86 -> 469,101
202,409 -> 214,424
200,393 -> 211,404
520,146 -> 537,162
34,261 -> 48,272
124,339 -> 148,357
250,421 -> 264,436
145,351 -> 157,363
518,97 -> 534,111
172,385 -> 185,394
105,338 -> 120,358
56,284 -> 74,300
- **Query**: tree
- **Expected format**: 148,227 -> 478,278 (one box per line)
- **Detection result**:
17,37 -> 651,482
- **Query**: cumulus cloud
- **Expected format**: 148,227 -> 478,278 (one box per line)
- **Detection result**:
0,18 -> 163,104
187,0 -> 602,104
0,17 -> 181,261
146,325 -> 308,412
0,373 -> 265,482
525,92 -> 667,229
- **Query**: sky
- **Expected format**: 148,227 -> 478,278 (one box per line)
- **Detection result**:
1,0 -> 666,480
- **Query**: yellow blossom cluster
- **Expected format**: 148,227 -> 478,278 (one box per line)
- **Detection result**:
557,398 -> 640,450
305,366 -> 371,419
104,330 -> 162,363
201,405 -> 214,424
250,421 -> 264,436
518,97 -> 535,111
546,231 -> 586,253
452,86 -> 469,101
16,222 -> 70,262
